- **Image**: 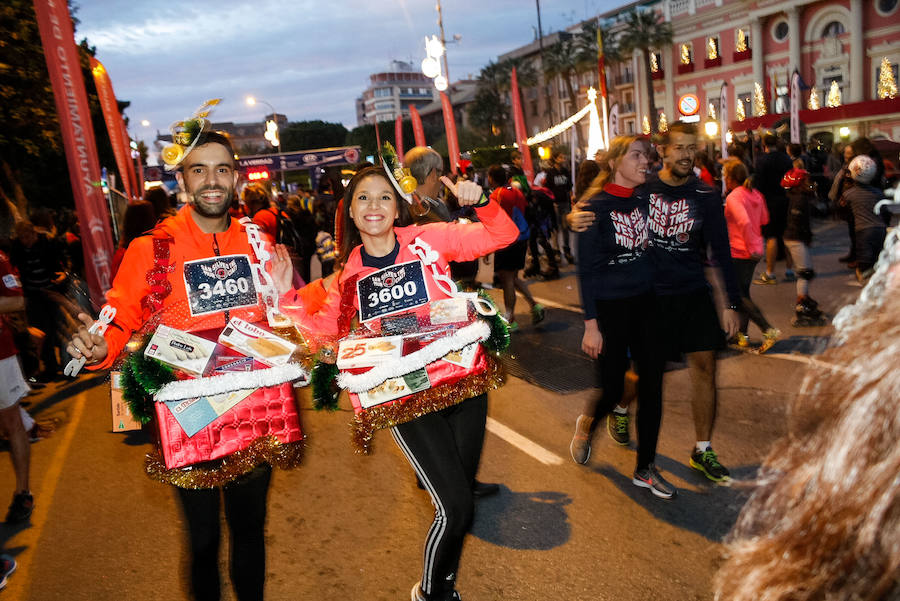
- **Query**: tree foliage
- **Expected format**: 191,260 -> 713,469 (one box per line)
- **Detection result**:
281,120 -> 348,152
617,9 -> 673,132
0,0 -> 124,215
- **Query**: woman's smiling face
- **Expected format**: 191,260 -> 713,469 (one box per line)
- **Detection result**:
349,174 -> 399,239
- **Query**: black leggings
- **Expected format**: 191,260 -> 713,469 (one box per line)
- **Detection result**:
732,258 -> 773,333
175,464 -> 272,601
588,293 -> 664,470
391,394 -> 488,598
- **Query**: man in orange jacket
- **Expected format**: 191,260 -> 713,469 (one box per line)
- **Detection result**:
65,131 -> 280,601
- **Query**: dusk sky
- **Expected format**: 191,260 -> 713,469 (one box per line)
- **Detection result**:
74,0 -> 619,154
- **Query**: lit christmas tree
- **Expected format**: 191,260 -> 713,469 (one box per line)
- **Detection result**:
708,102 -> 717,120
681,44 -> 691,65
642,116 -> 651,134
878,57 -> 898,99
707,37 -> 718,60
736,29 -> 748,52
736,97 -> 746,121
658,112 -> 668,133
808,86 -> 821,109
754,82 -> 768,116
650,52 -> 659,73
826,81 -> 842,107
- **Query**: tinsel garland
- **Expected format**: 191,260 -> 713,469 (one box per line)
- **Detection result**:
145,436 -> 305,489
351,356 -> 504,454
122,345 -> 176,424
478,290 -> 510,354
153,363 -> 308,401
311,361 -> 341,410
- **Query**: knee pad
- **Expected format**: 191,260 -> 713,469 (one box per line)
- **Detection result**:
798,269 -> 815,281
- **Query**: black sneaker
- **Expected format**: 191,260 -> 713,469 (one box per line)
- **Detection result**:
0,554 -> 16,591
564,251 -> 576,265
689,448 -> 731,482
607,411 -> 630,446
6,492 -> 34,523
632,464 -> 676,499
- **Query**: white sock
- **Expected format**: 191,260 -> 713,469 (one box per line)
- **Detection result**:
19,406 -> 35,432
613,406 -> 628,415
695,441 -> 711,453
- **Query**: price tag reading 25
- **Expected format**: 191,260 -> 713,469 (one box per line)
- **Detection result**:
356,260 -> 430,322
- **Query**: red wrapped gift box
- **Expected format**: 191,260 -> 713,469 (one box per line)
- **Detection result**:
155,382 -> 302,470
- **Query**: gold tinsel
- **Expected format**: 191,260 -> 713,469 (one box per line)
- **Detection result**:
145,436 -> 305,489
350,357 -> 505,454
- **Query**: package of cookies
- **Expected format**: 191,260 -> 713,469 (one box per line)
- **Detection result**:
336,335 -> 403,369
217,317 -> 298,367
144,325 -> 217,375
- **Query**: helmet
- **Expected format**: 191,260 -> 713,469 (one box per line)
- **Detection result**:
848,155 -> 877,185
781,168 -> 808,189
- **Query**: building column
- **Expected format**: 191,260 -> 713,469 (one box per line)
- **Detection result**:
751,17 -> 764,89
849,0 -> 864,102
787,6 -> 801,74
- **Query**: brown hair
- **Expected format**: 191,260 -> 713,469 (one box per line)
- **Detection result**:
722,158 -> 751,190
580,135 -> 647,201
337,166 -> 411,264
714,244 -> 900,600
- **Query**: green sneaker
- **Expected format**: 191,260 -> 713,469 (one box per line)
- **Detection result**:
606,411 -> 630,446
531,303 -> 546,324
689,448 -> 731,482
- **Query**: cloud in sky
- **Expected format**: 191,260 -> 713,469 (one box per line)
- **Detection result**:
74,0 -> 617,146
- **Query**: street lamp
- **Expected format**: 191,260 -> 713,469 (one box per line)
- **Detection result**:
246,96 -> 284,189
704,119 -> 718,157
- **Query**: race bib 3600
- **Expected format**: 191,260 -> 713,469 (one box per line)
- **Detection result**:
356,260 -> 430,322
183,254 -> 259,316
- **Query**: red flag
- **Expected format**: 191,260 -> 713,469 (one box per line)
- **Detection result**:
34,0 -> 115,305
510,67 -> 535,184
410,106 -> 426,147
90,58 -> 137,200
440,92 -> 460,175
596,26 -> 608,100
394,115 -> 404,159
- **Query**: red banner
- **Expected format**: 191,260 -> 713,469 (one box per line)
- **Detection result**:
90,58 -> 136,201
510,68 -> 535,184
440,92 -> 460,175
394,115 -> 404,159
33,0 -> 115,304
596,26 -> 608,100
410,105 -> 426,147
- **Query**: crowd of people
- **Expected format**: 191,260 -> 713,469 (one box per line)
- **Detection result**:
0,111 -> 895,599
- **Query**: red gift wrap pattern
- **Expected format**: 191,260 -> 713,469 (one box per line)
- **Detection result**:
148,382 -> 304,488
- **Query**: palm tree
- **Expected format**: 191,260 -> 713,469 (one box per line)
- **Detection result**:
542,34 -> 581,117
617,9 -> 673,132
469,60 -> 511,141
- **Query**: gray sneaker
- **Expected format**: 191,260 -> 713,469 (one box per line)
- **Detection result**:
412,583 -> 462,601
569,415 -> 594,464
632,464 -> 676,499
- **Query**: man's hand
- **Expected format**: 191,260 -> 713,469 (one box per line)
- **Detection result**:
566,200 -> 595,232
66,312 -> 109,364
721,308 -> 740,339
271,244 -> 294,294
441,176 -> 485,206
581,319 -> 603,358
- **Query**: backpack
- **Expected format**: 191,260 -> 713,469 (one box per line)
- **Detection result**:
269,208 -> 305,252
510,205 -> 530,241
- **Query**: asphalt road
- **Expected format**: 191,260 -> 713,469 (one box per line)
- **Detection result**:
0,218 -> 866,600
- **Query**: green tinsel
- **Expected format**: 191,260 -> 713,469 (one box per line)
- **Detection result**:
381,141 -> 401,173
121,339 -> 176,424
311,361 -> 340,411
478,290 -> 510,354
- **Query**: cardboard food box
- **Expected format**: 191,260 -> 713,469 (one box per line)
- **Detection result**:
109,371 -> 143,432
218,318 -> 298,367
336,335 -> 404,370
144,325 -> 217,376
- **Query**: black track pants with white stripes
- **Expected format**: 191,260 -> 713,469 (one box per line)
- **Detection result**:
391,393 -> 488,598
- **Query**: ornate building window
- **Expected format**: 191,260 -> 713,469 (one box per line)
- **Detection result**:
772,20 -> 789,42
823,21 -> 845,37
876,0 -> 898,16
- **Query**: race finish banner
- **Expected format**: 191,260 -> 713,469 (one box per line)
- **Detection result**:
238,146 -> 362,172
90,58 -> 137,201
33,0 -> 114,305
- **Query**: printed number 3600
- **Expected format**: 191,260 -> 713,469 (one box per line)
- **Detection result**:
198,277 -> 250,300
367,281 -> 418,307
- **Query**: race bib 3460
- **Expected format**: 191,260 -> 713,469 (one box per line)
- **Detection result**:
183,254 -> 259,316
357,260 -> 430,322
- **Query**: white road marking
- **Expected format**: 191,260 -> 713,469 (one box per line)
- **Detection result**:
486,417 -> 564,466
